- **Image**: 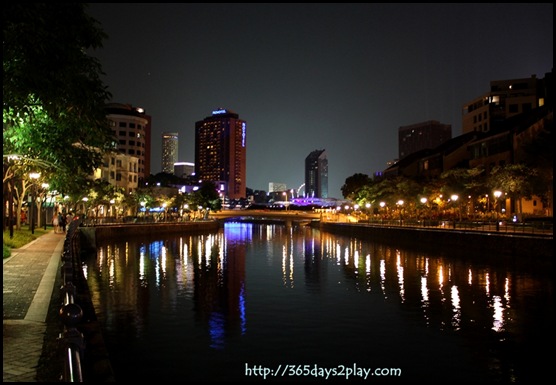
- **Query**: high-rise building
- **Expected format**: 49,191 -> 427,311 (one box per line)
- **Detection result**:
194,109 -> 247,200
161,132 -> 179,174
305,149 -> 328,199
105,103 -> 151,181
398,120 -> 452,160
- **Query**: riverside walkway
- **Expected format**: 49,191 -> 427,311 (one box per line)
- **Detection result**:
3,230 -> 65,382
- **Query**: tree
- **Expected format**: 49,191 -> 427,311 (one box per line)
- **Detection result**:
519,116 -> 554,216
440,167 -> 486,219
488,163 -> 536,217
341,173 -> 372,200
190,181 -> 222,216
3,3 -> 114,230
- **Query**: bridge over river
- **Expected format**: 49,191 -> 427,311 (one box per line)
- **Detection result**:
209,209 -> 321,225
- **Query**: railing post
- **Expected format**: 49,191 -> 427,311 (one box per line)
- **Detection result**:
59,302 -> 85,382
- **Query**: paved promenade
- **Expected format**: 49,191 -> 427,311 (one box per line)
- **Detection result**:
3,230 -> 65,382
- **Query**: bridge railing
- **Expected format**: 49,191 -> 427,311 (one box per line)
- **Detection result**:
76,212 -> 552,237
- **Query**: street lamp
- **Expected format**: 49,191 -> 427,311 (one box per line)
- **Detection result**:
451,194 -> 459,227
283,191 -> 288,211
42,183 -> 49,230
365,202 -> 371,221
419,197 -> 428,224
493,190 -> 502,230
379,202 -> 386,221
29,172 -> 40,234
396,200 -> 404,225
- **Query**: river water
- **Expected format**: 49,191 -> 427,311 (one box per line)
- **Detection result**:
82,222 -> 553,383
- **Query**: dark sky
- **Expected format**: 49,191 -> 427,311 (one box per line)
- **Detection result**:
86,3 -> 553,198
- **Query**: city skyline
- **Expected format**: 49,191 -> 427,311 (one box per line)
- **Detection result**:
87,3 -> 553,198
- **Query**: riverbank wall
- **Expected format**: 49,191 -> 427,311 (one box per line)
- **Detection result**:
317,222 -> 553,269
79,221 -> 220,251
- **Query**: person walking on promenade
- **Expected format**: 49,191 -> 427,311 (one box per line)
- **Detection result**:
59,212 -> 67,233
52,212 -> 60,233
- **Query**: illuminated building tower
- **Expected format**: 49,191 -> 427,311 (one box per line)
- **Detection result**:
105,103 -> 151,181
195,109 -> 247,200
305,149 -> 328,198
161,132 -> 179,174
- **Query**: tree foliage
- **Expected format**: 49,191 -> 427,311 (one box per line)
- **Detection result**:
3,3 -> 114,194
190,181 -> 222,213
341,173 -> 372,200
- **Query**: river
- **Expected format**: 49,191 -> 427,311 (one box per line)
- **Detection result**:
82,222 -> 553,383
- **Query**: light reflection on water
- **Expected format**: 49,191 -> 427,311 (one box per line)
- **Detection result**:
82,223 -> 553,383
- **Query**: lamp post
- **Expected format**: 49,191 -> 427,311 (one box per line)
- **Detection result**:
29,172 -> 41,234
283,191 -> 288,211
451,194 -> 459,228
42,183 -> 49,230
420,197 -> 428,225
396,200 -> 404,225
140,201 -> 146,217
365,202 -> 371,222
493,190 -> 502,231
380,202 -> 386,222
29,172 -> 40,234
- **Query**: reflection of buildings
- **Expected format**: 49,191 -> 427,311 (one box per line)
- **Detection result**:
85,224 -> 545,368
193,226 -> 248,349
316,230 -> 522,333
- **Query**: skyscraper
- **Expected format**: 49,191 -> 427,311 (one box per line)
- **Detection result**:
305,149 -> 328,198
161,132 -> 178,174
195,109 -> 247,200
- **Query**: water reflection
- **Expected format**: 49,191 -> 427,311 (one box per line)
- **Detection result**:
83,223 -> 553,382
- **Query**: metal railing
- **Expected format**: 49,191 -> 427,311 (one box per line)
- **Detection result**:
58,219 -> 85,382
351,218 -> 553,236
79,214 -> 553,237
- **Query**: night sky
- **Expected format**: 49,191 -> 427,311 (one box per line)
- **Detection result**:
86,3 -> 553,198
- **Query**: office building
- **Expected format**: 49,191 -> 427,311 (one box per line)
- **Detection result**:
398,120 -> 452,159
105,103 -> 151,181
195,109 -> 247,200
174,162 -> 195,178
162,132 -> 179,174
305,149 -> 328,199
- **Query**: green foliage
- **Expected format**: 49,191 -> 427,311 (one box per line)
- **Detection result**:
3,228 -> 49,257
341,173 -> 372,200
190,181 -> 222,212
3,3 -> 114,195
